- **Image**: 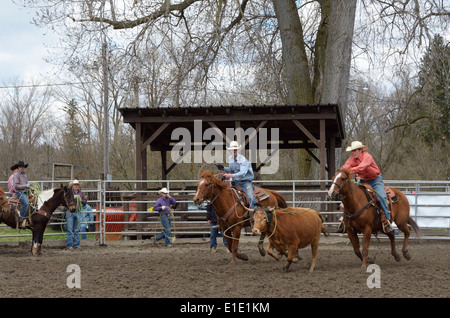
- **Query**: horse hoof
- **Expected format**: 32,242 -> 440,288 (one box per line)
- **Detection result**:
393,253 -> 401,262
237,253 -> 249,261
403,250 -> 411,260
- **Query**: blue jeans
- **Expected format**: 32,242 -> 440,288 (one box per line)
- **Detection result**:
16,192 -> 29,218
66,211 -> 80,248
363,174 -> 390,220
210,222 -> 228,249
235,180 -> 256,209
155,213 -> 172,246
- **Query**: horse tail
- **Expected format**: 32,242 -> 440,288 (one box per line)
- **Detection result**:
317,211 -> 329,237
408,217 -> 421,239
269,190 -> 288,208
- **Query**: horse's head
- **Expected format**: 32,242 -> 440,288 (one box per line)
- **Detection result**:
327,168 -> 352,200
193,170 -> 218,205
0,187 -> 11,213
61,184 -> 77,212
252,206 -> 274,235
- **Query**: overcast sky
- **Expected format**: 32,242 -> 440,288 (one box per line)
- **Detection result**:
0,1 -> 58,86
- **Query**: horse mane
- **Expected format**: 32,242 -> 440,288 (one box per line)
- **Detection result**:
200,170 -> 229,190
337,167 -> 352,179
40,186 -> 65,211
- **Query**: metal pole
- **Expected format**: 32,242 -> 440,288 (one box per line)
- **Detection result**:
102,42 -> 110,182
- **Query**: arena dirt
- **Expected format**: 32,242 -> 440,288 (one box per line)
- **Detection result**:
0,236 -> 448,298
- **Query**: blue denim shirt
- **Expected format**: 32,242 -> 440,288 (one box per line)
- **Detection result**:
224,154 -> 254,181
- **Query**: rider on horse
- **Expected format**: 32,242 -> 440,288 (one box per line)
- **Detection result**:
218,141 -> 256,210
342,141 -> 394,233
12,161 -> 31,229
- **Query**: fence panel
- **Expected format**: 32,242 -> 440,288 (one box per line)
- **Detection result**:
0,179 -> 448,242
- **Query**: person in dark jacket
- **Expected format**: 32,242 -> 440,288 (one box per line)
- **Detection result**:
206,205 -> 228,253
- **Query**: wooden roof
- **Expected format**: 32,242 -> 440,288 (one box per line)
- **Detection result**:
118,104 -> 345,151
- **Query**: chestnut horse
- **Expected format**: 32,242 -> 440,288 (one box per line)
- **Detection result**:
328,168 -> 420,268
0,187 -> 12,220
0,185 -> 76,255
193,171 -> 287,263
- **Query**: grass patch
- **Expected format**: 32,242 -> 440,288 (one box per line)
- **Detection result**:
0,226 -> 96,242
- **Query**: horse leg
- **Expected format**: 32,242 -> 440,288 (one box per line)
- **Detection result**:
387,231 -> 401,262
347,228 -> 363,262
233,226 -> 248,262
397,221 -> 411,260
361,226 -> 373,268
31,228 -> 38,255
258,232 -> 266,256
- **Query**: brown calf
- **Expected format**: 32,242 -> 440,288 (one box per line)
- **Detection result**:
252,206 -> 327,272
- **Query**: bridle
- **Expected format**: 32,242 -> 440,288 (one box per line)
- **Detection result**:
196,178 -> 221,205
332,174 -> 355,200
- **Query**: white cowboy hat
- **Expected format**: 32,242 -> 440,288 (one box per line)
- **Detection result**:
158,187 -> 169,194
346,141 -> 368,152
226,141 -> 241,150
71,179 -> 81,186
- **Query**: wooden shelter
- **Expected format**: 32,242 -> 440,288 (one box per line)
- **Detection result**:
118,104 -> 345,185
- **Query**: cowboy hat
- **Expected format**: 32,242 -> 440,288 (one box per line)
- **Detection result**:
226,141 -> 241,150
346,141 -> 368,152
71,179 -> 81,186
16,161 -> 28,168
158,187 -> 169,194
10,164 -> 19,171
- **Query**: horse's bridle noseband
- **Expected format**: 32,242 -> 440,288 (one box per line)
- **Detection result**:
197,179 -> 221,205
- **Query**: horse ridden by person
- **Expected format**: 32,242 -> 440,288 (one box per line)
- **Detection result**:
328,167 -> 420,268
193,170 -> 287,264
0,184 -> 76,255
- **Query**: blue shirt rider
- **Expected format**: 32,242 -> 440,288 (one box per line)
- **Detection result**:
221,141 -> 256,210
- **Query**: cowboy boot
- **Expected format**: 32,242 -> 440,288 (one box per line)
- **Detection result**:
380,212 -> 393,233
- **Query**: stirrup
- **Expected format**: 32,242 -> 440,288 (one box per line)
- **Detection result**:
382,220 -> 394,233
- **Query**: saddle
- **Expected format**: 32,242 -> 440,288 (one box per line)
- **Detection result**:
7,197 -> 34,229
230,185 -> 270,208
358,184 -> 398,218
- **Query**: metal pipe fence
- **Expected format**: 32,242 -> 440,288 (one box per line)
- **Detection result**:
1,179 -> 449,243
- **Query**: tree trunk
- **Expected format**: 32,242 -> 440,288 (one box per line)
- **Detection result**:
272,0 -> 313,105
321,0 -> 357,115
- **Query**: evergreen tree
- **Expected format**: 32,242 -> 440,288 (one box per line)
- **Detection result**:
61,99 -> 87,164
415,34 -> 449,143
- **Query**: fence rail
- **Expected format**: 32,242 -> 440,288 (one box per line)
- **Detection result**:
1,179 -> 449,244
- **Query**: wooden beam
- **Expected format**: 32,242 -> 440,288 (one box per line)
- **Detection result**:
319,119 -> 326,184
141,122 -> 170,152
244,120 -> 267,148
293,120 -> 319,147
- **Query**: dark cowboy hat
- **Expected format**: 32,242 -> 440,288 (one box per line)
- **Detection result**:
10,164 -> 19,171
16,161 -> 28,168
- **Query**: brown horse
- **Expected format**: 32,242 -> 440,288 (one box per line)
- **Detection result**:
193,170 -> 287,263
0,187 -> 12,221
0,185 -> 76,255
327,168 -> 420,268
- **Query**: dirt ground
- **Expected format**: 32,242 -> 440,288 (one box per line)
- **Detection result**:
0,235 -> 448,299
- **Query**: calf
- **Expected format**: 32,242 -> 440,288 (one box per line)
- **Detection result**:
252,206 -> 327,272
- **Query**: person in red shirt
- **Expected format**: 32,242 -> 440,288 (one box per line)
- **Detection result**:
342,141 -> 394,233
